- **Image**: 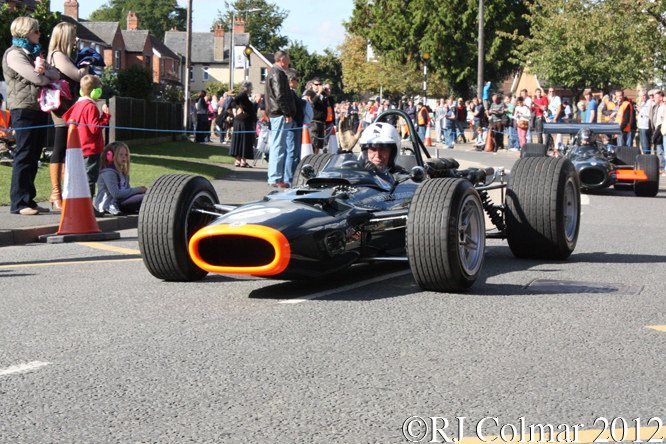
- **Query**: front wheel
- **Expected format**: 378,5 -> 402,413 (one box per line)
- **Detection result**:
407,178 -> 486,292
138,174 -> 220,281
506,156 -> 580,260
634,154 -> 659,197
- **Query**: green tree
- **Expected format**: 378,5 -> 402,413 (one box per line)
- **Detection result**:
286,40 -> 345,99
116,64 -> 153,100
338,34 -> 448,101
88,0 -> 186,42
1,0 -> 61,56
508,0 -> 661,98
211,0 -> 289,54
346,0 -> 529,97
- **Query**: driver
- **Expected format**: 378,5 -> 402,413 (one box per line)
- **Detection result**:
578,128 -> 595,145
358,122 -> 406,174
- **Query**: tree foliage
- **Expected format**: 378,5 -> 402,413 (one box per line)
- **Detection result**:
346,0 -> 529,97
88,0 -> 186,41
285,40 -> 345,99
338,34 -> 448,101
508,0 -> 663,95
211,0 -> 289,54
116,64 -> 153,100
1,0 -> 61,57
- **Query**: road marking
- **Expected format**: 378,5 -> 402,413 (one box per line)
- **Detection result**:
581,194 -> 590,205
0,258 -> 142,269
0,361 -> 51,377
76,242 -> 140,255
280,270 -> 411,304
647,325 -> 666,332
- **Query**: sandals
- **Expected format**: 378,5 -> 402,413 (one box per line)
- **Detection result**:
239,161 -> 252,168
234,160 -> 241,167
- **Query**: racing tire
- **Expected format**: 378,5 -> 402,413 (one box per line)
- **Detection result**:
634,154 -> 660,197
520,143 -> 548,158
138,174 -> 220,281
292,153 -> 336,188
407,178 -> 486,292
614,146 -> 641,166
506,156 -> 580,260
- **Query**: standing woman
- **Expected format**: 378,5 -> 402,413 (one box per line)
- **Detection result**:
47,22 -> 88,210
514,96 -> 531,148
2,17 -> 59,215
195,90 -> 207,143
229,81 -> 256,167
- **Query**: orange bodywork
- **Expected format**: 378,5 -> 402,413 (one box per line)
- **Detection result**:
615,169 -> 647,181
188,224 -> 290,276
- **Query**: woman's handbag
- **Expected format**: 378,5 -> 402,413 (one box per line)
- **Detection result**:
39,80 -> 72,112
518,119 -> 529,130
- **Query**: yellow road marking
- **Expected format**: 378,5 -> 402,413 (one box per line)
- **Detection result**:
646,325 -> 666,332
0,258 -> 141,269
75,242 -> 140,255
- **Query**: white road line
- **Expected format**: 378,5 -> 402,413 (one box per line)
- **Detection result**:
280,270 -> 412,304
0,361 -> 51,377
581,194 -> 590,205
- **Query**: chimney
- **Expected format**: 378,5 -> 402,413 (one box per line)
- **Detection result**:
233,18 -> 245,34
64,0 -> 79,20
214,25 -> 225,37
214,25 -> 225,61
127,11 -> 138,30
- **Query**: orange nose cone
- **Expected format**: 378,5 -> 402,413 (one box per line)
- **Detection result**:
189,224 -> 290,276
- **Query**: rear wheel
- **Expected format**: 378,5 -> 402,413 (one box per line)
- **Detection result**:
634,154 -> 660,197
407,178 -> 485,292
520,143 -> 548,158
506,156 -> 580,260
292,153 -> 336,187
138,174 -> 220,281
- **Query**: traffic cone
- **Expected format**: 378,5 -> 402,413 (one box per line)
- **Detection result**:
40,123 -> 119,243
424,120 -> 433,146
328,125 -> 339,153
484,126 -> 494,152
301,124 -> 313,159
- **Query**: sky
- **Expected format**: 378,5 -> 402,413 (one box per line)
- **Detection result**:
52,0 -> 355,54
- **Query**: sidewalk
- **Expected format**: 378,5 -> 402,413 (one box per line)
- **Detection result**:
0,137 -> 499,247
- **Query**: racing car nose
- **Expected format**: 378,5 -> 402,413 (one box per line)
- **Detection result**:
189,224 -> 290,276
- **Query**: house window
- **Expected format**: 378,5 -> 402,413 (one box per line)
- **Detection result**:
260,67 -> 267,83
161,58 -> 165,76
114,49 -> 120,69
202,66 -> 209,81
145,55 -> 151,69
189,67 -> 193,82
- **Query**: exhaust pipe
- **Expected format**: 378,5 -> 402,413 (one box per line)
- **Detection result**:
189,224 -> 290,276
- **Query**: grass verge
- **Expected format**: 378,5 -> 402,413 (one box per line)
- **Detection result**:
130,140 -> 235,165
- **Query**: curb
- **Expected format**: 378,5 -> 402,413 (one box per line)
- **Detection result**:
0,215 -> 138,247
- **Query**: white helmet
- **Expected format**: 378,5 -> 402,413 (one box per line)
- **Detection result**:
359,122 -> 401,167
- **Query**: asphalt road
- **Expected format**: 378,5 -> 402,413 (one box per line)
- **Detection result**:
1,149 -> 666,443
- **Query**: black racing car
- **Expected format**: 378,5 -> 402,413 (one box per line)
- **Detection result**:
527,122 -> 660,197
137,110 -> 581,292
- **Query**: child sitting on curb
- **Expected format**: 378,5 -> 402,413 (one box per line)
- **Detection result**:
94,141 -> 146,216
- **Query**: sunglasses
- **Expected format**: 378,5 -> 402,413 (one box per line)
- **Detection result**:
313,83 -> 322,86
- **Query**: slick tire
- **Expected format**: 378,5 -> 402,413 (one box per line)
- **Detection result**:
634,154 -> 660,197
614,146 -> 641,166
520,143 -> 548,158
292,153 -> 336,187
407,178 -> 485,292
506,156 -> 580,260
138,174 -> 219,281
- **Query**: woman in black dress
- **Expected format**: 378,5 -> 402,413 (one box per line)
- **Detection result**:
195,90 -> 208,143
229,81 -> 256,167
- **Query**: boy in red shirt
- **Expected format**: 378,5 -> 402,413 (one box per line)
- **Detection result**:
63,75 -> 110,197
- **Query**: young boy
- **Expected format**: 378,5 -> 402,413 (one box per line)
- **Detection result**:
63,75 -> 110,197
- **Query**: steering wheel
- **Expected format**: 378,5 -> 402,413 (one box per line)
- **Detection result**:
402,147 -> 416,155
340,160 -> 362,169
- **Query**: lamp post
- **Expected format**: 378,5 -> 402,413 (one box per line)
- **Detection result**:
229,8 -> 261,91
420,51 -> 430,106
243,46 -> 253,81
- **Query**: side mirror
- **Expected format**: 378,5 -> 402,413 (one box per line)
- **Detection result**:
301,164 -> 316,179
410,166 -> 426,183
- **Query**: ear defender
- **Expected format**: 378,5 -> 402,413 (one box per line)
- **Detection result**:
80,88 -> 103,100
106,150 -> 114,163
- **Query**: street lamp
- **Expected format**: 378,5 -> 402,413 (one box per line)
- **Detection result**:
243,45 -> 253,81
421,51 -> 430,105
229,8 -> 262,91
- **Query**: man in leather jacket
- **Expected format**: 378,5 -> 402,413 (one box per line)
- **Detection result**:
265,50 -> 296,187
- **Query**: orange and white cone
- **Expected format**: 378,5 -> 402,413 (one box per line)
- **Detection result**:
56,123 -> 102,235
484,126 -> 494,152
328,125 -> 338,153
301,124 -> 313,159
424,120 -> 433,146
